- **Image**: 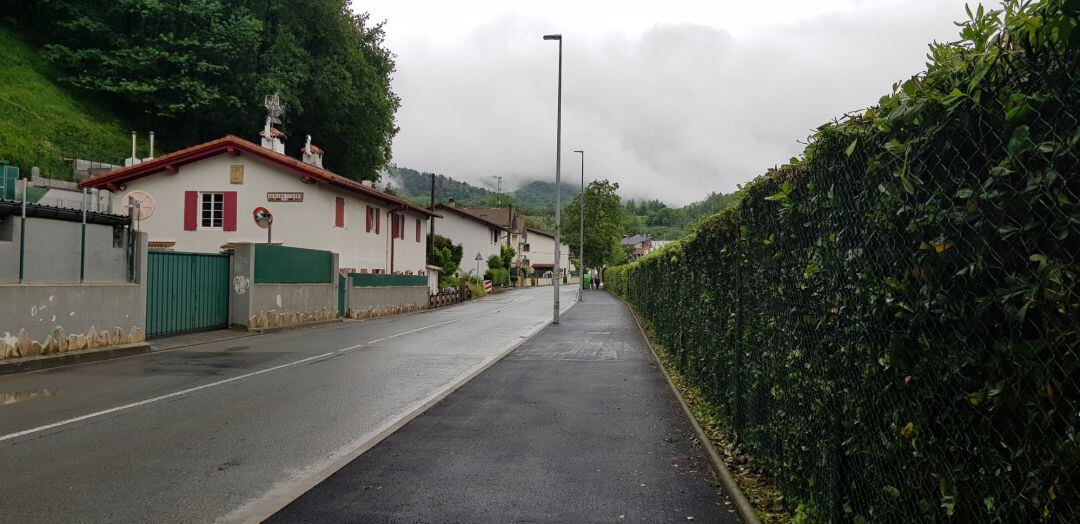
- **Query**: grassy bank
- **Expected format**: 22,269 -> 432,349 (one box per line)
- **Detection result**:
0,27 -> 132,180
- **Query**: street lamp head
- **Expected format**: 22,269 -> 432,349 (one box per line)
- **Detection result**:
573,150 -> 583,154
543,34 -> 562,40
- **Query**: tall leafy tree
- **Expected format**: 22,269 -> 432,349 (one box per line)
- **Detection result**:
34,0 -> 398,181
562,179 -> 628,269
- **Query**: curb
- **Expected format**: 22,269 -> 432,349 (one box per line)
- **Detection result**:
224,291 -> 579,523
0,342 -> 152,376
616,294 -> 761,524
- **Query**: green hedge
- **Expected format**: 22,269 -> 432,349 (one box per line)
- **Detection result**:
607,2 -> 1078,521
253,244 -> 333,283
350,273 -> 427,287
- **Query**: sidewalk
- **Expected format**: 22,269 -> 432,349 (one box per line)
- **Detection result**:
270,291 -> 739,522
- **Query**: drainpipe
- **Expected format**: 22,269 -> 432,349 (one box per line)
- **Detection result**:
18,178 -> 26,282
80,189 -> 87,282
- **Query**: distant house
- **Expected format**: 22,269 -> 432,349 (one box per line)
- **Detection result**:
80,131 -> 439,275
453,206 -> 529,265
621,233 -> 654,260
433,202 -> 508,277
526,227 -> 572,278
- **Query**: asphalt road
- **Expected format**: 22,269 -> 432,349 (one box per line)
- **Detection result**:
0,285 -> 578,523
271,291 -> 739,523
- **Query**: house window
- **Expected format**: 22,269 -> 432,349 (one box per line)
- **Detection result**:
200,193 -> 224,229
415,218 -> 421,243
365,206 -> 381,234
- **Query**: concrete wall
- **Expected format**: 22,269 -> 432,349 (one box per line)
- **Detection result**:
0,232 -> 148,360
0,283 -> 142,342
0,216 -> 129,283
347,285 -> 429,319
111,154 -> 430,274
229,243 -> 339,329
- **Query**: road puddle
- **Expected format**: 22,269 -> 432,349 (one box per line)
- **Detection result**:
0,388 -> 62,407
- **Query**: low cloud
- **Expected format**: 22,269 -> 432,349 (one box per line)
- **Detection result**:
385,1 -> 964,205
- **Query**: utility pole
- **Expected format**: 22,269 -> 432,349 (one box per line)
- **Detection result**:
544,33 -> 562,324
428,172 -> 436,265
574,150 -> 584,302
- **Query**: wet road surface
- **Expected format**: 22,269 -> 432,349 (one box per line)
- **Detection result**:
0,285 -> 577,523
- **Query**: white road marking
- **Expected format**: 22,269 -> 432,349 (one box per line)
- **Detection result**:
0,288 -> 560,443
0,351 -> 337,443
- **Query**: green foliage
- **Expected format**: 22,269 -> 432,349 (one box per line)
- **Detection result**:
621,192 -> 740,240
483,245 -> 514,286
562,179 -> 627,269
608,1 -> 1079,521
391,166 -> 497,207
484,267 -> 509,287
0,27 -> 132,179
19,0 -> 398,181
431,234 -> 462,288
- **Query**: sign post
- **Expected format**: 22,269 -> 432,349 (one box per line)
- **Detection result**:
475,252 -> 483,281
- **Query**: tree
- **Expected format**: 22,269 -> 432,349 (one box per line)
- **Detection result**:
34,0 -> 399,181
432,234 -> 462,287
562,179 -> 628,270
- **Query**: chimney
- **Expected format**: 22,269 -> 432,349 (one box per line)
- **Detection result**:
124,131 -> 142,167
260,116 -> 286,154
301,134 -> 324,168
142,131 -> 155,161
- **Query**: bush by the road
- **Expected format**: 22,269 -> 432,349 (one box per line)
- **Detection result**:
607,1 -> 1079,521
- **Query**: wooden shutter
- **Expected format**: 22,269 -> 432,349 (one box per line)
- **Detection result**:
365,206 -> 372,232
376,210 -> 381,234
415,218 -> 421,242
335,197 -> 345,227
184,191 -> 198,231
223,191 -> 238,231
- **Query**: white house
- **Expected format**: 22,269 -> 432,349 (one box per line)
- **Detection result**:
433,203 -> 507,277
80,134 -> 438,275
525,227 -> 572,278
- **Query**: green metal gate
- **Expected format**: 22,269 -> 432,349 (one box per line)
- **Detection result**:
146,251 -> 230,338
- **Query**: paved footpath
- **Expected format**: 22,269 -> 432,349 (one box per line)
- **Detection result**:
271,291 -> 739,523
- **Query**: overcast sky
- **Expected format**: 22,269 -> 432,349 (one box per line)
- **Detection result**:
359,0 -> 972,206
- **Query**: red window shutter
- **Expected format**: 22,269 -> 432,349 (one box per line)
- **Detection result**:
415,218 -> 421,242
376,210 -> 381,234
183,191 -> 198,231
335,197 -> 345,227
365,206 -> 372,232
222,191 -> 238,231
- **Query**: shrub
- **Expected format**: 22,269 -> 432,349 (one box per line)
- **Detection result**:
607,2 -> 1079,521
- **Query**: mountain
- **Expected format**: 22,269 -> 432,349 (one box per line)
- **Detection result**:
389,166 -> 737,240
389,167 -> 580,217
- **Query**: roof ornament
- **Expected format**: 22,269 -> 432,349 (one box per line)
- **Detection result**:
260,94 -> 286,154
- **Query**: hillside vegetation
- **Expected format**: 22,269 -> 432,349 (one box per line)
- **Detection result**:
4,0 -> 398,182
0,27 -> 132,180
391,165 -> 734,239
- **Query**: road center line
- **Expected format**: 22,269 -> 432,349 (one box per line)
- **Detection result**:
0,288 -> 555,443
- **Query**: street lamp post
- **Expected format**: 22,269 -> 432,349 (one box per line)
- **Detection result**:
574,150 -> 584,302
544,33 -> 562,324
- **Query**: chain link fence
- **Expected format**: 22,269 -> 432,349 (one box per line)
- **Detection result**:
607,2 -> 1078,521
